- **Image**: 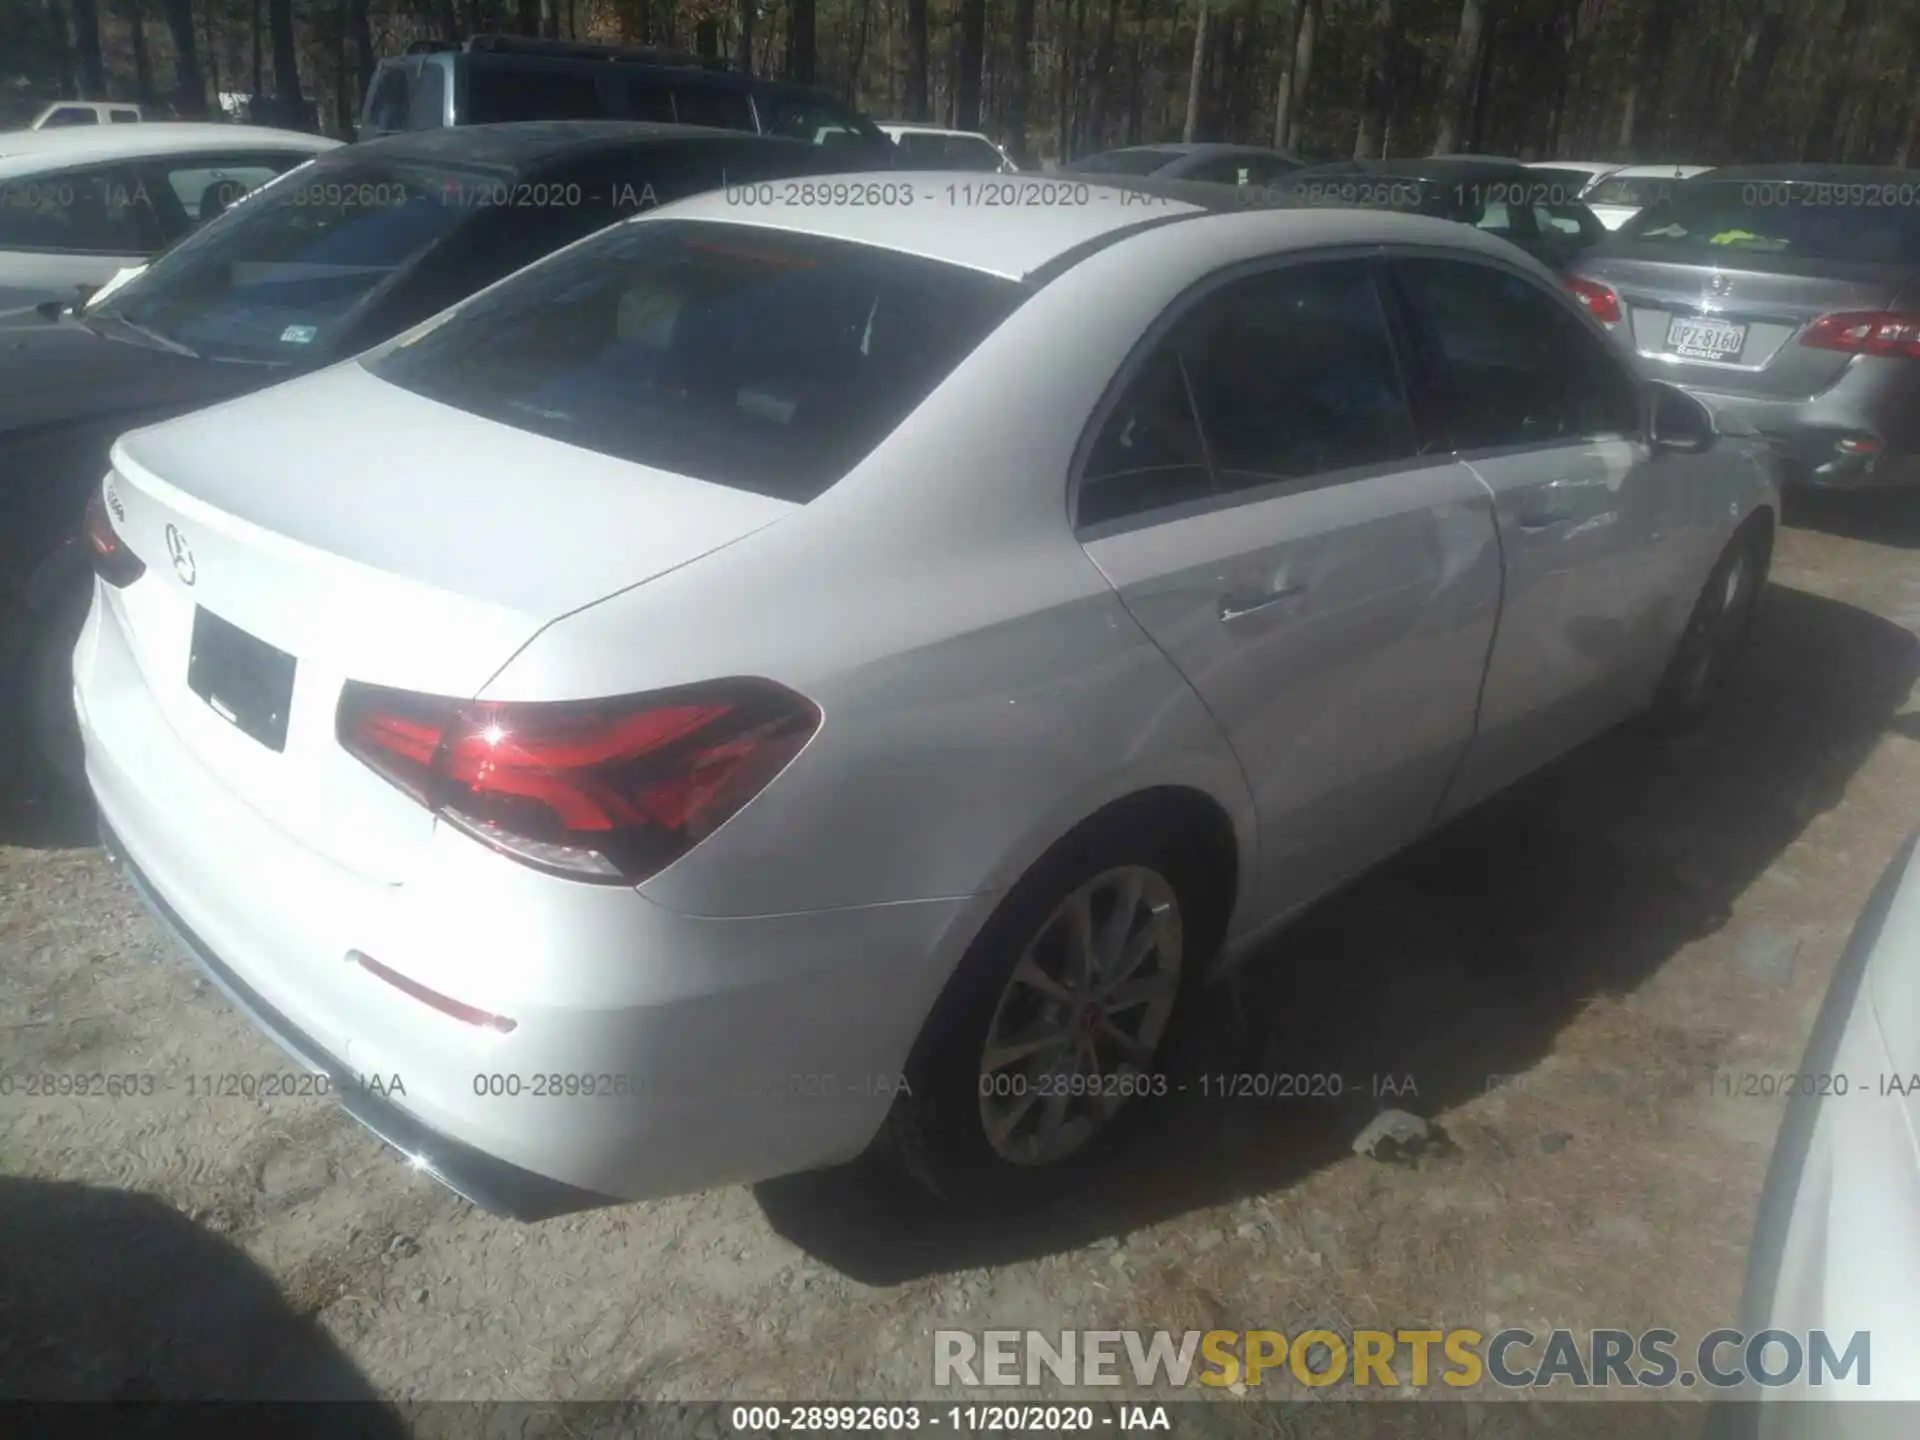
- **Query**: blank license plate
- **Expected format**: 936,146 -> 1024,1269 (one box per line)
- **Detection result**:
187,606 -> 296,752
1667,314 -> 1748,361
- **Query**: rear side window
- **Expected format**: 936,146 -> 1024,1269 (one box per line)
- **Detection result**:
363,66 -> 411,132
408,64 -> 447,129
1079,345 -> 1213,526
1179,260 -> 1418,491
672,85 -> 755,133
624,79 -> 677,124
110,110 -> 141,124
0,164 -> 163,253
1393,257 -> 1640,449
152,156 -> 297,229
467,66 -> 606,123
755,91 -> 876,148
365,219 -> 1027,501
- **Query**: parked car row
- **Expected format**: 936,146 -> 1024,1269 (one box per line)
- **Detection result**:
0,78 -> 1798,1218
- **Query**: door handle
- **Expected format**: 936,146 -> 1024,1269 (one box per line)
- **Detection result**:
1517,507 -> 1573,531
1218,582 -> 1308,622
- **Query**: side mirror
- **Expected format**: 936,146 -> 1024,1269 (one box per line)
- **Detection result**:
1647,380 -> 1717,454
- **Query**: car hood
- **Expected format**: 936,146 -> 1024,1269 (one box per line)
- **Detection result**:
0,316 -> 266,438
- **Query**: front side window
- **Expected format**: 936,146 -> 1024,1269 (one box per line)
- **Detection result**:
624,79 -> 677,124
0,163 -> 161,253
42,107 -> 99,127
466,66 -> 606,123
1179,260 -> 1419,492
1394,257 -> 1640,450
365,219 -> 1027,502
363,67 -> 411,132
754,91 -> 882,150
156,157 -> 295,229
893,132 -> 1004,171
93,159 -> 468,361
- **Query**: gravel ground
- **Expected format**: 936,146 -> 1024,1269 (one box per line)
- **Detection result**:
4,496 -> 1919,1416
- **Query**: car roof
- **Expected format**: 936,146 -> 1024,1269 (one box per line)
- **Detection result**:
1602,163 -> 1714,179
1532,159 -> 1619,174
0,121 -> 335,170
655,170 -> 1549,282
1298,155 -> 1537,182
879,123 -> 994,139
343,119 -> 816,174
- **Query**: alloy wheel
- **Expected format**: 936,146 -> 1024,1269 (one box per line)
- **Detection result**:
976,865 -> 1183,1166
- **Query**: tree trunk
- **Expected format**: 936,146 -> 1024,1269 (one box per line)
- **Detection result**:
349,0 -> 374,106
333,2 -> 354,133
1123,0 -> 1149,145
269,0 -> 303,107
848,0 -> 872,99
163,0 -> 207,115
1802,0 -> 1869,162
1283,0 -> 1319,151
119,0 -> 156,106
201,0 -> 220,103
1468,3 -> 1498,152
793,0 -> 817,84
1083,0 -> 1120,149
1432,0 -> 1485,155
540,0 -> 559,40
70,0 -> 106,97
436,0 -> 459,36
955,0 -> 983,128
45,0 -> 77,99
250,0 -> 262,97
1007,0 -> 1035,161
903,0 -> 928,119
1353,0 -> 1395,159
695,17 -> 719,56
1721,0 -> 1787,162
1181,1 -> 1207,144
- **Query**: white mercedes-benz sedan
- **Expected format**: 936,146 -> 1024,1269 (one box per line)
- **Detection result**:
75,176 -> 1780,1218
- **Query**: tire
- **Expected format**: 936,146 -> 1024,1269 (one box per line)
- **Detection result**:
1645,518 -> 1770,737
879,811 -> 1219,1210
5,565 -> 92,798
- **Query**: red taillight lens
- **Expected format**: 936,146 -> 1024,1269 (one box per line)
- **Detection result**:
1801,310 -> 1920,359
336,679 -> 820,884
1565,276 -> 1622,326
83,483 -> 145,588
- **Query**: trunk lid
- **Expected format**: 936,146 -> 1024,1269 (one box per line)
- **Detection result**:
1575,251 -> 1909,397
101,361 -> 795,882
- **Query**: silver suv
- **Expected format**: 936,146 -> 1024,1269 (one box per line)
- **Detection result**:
1569,164 -> 1920,490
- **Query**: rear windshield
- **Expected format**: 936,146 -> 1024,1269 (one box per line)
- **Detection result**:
94,158 -> 468,362
1618,179 -> 1920,262
1587,175 -> 1685,207
1070,149 -> 1180,176
892,131 -> 1005,171
364,219 -> 1028,502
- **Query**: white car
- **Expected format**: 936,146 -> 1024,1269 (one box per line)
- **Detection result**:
77,178 -> 1779,1219
0,122 -> 336,311
1584,163 -> 1714,230
1735,829 -> 1920,1426
29,101 -> 145,128
878,122 -> 1017,172
1527,159 -> 1622,195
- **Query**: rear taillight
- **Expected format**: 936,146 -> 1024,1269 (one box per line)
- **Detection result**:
1565,276 -> 1622,326
1800,310 -> 1920,360
336,679 -> 820,884
84,483 -> 145,588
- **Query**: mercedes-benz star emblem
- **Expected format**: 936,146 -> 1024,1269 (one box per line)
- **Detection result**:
1708,272 -> 1732,297
165,523 -> 196,586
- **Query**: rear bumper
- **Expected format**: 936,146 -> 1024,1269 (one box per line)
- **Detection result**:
100,820 -> 612,1222
1682,379 -> 1920,490
75,578 -> 980,1215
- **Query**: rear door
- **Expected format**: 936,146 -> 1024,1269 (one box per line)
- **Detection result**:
1076,256 -> 1503,927
1386,253 -> 1683,816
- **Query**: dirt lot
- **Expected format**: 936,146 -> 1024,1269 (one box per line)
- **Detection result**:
4,495 -> 1919,1420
